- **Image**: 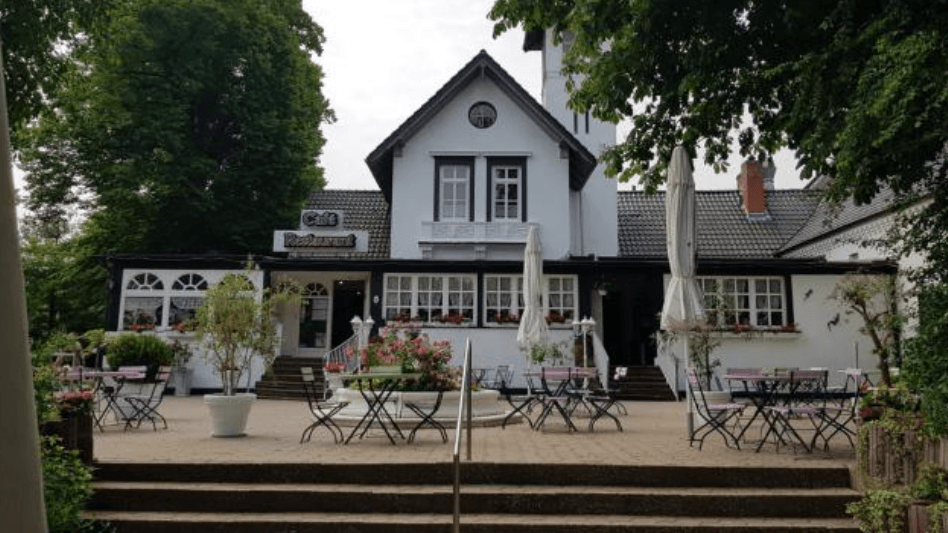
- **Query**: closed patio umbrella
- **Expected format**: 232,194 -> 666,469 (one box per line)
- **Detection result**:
518,226 -> 549,358
660,146 -> 706,437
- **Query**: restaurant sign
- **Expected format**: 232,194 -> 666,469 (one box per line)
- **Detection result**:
272,230 -> 368,253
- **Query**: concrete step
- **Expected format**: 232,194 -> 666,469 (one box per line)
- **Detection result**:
88,462 -> 857,533
93,462 -> 853,488
91,482 -> 857,518
85,511 -> 860,533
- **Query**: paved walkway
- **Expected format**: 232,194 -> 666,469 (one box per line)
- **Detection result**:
94,397 -> 856,468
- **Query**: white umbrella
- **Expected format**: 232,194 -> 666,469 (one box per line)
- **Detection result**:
660,146 -> 706,438
518,226 -> 549,358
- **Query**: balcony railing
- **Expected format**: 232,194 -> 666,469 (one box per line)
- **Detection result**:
419,221 -> 535,243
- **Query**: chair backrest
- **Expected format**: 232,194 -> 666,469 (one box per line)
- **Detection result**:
299,367 -> 319,407
686,368 -> 711,411
787,369 -> 828,407
141,366 -> 173,403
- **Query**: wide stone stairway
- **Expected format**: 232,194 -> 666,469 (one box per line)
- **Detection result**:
87,461 -> 860,532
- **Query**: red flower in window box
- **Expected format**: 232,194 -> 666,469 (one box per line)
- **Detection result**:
439,313 -> 467,325
732,324 -> 752,333
779,324 -> 799,333
545,312 -> 566,324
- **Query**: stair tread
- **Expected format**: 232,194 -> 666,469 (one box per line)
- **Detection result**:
84,511 -> 859,528
92,481 -> 857,496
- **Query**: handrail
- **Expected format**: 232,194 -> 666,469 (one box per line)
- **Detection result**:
324,332 -> 359,372
452,338 -> 472,533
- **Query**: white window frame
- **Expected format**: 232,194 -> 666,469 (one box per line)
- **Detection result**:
482,274 -> 578,327
698,276 -> 786,328
383,273 -> 476,326
491,165 -> 522,221
439,164 -> 470,222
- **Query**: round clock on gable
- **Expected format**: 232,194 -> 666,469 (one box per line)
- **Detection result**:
468,101 -> 497,129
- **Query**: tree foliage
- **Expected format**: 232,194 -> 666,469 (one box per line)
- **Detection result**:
0,0 -> 112,144
490,0 -> 948,277
20,0 -> 333,254
490,1 -> 948,199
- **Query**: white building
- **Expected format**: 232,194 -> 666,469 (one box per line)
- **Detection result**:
108,32 -> 906,394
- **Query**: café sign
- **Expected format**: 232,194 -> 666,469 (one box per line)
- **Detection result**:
301,210 -> 343,228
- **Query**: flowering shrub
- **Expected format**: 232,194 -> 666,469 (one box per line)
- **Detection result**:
494,311 -> 520,324
357,325 -> 458,391
55,390 -> 95,415
438,312 -> 468,325
324,361 -> 346,373
545,311 -> 567,324
172,318 -> 197,333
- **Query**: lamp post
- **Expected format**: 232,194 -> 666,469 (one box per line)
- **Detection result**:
580,316 -> 596,368
349,316 -> 375,370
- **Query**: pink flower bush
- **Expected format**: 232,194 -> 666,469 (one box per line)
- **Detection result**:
358,323 -> 458,391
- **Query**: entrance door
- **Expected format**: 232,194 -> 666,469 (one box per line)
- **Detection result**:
299,282 -> 330,356
331,280 -> 366,348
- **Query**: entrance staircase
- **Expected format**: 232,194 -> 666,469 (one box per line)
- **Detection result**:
87,462 -> 859,532
253,356 -> 324,400
611,366 -> 678,402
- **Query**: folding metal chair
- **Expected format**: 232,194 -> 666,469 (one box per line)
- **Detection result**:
122,366 -> 172,431
501,368 -> 542,429
300,367 -> 349,444
404,389 -> 447,443
687,368 -> 745,450
812,368 -> 863,450
756,369 -> 828,453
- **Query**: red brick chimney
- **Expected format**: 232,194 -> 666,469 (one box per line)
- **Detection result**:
737,160 -> 768,217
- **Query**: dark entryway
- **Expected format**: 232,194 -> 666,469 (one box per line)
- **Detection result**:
331,280 -> 365,347
601,271 -> 664,367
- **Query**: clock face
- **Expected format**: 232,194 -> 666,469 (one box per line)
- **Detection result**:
468,102 -> 497,129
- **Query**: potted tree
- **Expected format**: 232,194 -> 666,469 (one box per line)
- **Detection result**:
196,271 -> 297,437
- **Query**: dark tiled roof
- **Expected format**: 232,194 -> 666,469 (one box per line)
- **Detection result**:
618,190 -> 822,260
777,187 -> 897,255
302,190 -> 390,259
365,50 -> 596,202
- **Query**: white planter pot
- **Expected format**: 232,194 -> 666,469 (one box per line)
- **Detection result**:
173,368 -> 192,397
204,393 -> 256,437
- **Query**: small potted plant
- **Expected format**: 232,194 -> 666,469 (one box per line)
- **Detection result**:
169,340 -> 193,397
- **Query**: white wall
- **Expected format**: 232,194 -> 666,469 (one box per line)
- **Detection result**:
657,274 -> 875,391
390,76 -> 573,260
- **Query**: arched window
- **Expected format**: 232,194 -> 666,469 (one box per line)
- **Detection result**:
126,273 -> 163,290
172,273 -> 208,291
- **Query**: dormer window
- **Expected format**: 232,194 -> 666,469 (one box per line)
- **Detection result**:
434,157 -> 474,222
487,157 -> 527,222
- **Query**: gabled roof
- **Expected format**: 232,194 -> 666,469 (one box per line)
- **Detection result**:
618,190 -> 822,260
365,50 -> 597,203
302,190 -> 390,259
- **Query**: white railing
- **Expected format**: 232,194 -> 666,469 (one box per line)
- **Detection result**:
590,332 -> 610,390
420,221 -> 535,243
655,341 -> 682,398
324,332 -> 359,372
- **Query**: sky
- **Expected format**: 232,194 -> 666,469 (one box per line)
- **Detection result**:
305,0 -> 803,192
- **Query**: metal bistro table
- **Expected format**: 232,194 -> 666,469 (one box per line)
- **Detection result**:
338,371 -> 422,445
64,368 -> 146,431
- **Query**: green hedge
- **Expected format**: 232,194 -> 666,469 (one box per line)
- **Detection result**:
105,334 -> 173,380
903,283 -> 948,437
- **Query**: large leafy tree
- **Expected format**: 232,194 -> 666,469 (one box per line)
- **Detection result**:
489,1 -> 948,276
21,0 -> 332,254
1,0 -> 112,144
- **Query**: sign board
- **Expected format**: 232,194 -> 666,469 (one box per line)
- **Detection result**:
272,230 -> 369,253
300,210 -> 343,229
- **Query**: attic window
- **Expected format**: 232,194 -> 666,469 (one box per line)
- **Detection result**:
468,102 -> 497,129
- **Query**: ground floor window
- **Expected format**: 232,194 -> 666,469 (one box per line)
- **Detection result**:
482,274 -> 577,326
698,276 -> 785,328
383,274 -> 476,325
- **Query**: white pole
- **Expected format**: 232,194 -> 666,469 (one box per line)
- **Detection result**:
684,334 -> 693,440
0,40 -> 49,531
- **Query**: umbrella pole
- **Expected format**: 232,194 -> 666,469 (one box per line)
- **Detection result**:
684,334 -> 693,440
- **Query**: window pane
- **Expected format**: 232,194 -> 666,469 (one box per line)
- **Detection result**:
771,295 -> 782,308
755,279 -> 767,293
549,278 -> 560,291
486,277 -> 497,290
772,312 -> 784,325
756,295 -> 768,308
737,279 -> 749,292
770,280 -> 781,293
418,277 -> 429,290
400,277 -> 411,290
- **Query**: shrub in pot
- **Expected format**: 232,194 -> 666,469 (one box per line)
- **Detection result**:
105,333 -> 173,380
196,271 -> 298,436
